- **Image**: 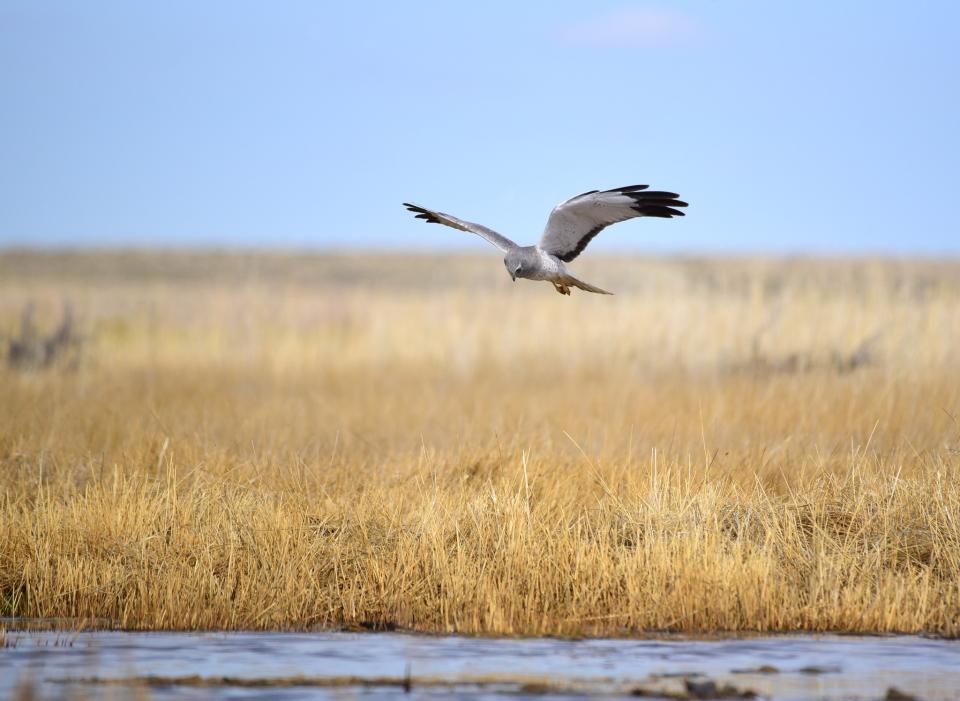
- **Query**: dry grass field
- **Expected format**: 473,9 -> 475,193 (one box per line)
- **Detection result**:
1,251 -> 959,636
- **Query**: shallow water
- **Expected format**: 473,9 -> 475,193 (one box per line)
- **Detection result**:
3,629 -> 960,700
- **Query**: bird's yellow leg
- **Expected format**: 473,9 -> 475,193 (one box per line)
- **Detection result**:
552,282 -> 571,295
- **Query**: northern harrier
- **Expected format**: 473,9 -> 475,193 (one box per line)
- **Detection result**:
403,185 -> 687,295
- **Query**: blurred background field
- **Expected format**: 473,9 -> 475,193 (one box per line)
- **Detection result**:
1,251 -> 959,636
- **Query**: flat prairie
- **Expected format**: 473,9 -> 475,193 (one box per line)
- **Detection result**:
1,251 -> 959,635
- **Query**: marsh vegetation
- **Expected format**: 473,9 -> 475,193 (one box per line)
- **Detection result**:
1,251 -> 959,635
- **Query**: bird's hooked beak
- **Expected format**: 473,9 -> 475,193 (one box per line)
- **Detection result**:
511,272 -> 516,282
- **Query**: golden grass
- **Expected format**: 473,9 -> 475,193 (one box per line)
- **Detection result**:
1,251 -> 959,635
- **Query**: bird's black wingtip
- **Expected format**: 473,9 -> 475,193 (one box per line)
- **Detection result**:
403,202 -> 443,224
636,205 -> 686,218
608,184 -> 650,193
623,190 -> 689,216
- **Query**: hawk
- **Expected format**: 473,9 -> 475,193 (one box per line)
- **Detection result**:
404,185 -> 687,295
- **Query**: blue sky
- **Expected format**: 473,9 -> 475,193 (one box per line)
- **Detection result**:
1,1 -> 958,253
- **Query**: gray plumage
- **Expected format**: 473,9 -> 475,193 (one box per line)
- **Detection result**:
403,184 -> 687,295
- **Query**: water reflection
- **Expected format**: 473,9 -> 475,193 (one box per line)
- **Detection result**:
3,630 -> 959,700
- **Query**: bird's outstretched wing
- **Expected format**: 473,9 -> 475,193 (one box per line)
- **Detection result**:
403,203 -> 518,253
538,185 -> 687,262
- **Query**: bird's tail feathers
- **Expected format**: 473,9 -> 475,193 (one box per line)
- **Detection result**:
564,275 -> 613,295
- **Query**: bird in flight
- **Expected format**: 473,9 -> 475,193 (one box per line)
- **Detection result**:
403,185 -> 687,295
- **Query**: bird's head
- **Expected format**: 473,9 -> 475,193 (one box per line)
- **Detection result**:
504,251 -> 524,282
